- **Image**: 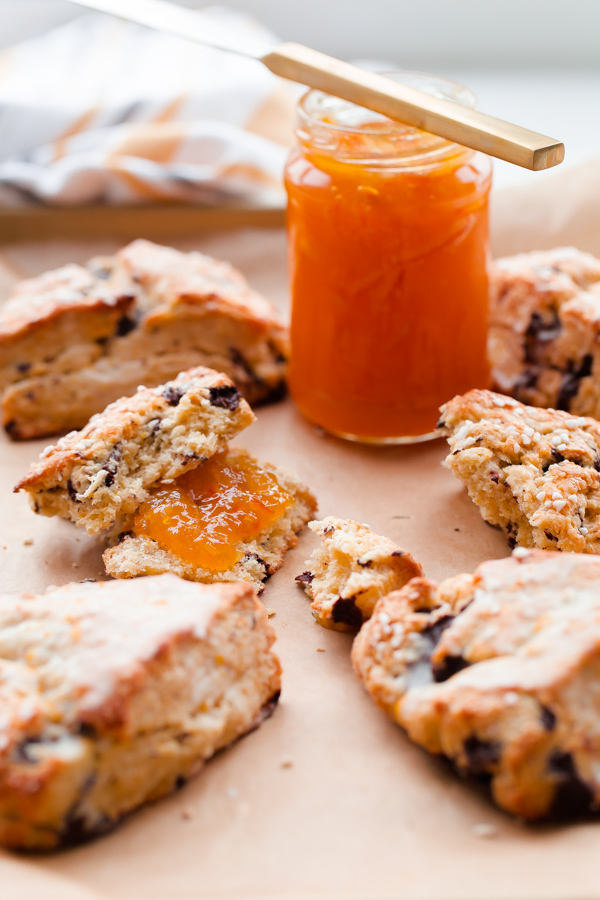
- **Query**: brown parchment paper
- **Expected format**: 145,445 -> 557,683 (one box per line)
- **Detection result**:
3,166 -> 600,900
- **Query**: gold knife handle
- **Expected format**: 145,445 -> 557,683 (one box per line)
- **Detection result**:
262,42 -> 564,171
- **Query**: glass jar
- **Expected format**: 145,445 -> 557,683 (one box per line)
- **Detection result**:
284,72 -> 493,443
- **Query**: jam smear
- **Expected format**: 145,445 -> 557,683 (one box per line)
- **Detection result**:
133,449 -> 293,571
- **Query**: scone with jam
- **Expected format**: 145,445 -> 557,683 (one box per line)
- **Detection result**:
0,575 -> 280,850
15,367 -> 316,590
1,239 -> 287,439
296,517 -> 423,630
438,388 -> 600,553
353,550 -> 600,820
104,447 -> 316,588
490,246 -> 600,416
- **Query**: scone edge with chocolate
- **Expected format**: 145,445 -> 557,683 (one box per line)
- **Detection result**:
489,246 -> 600,417
295,516 -> 423,630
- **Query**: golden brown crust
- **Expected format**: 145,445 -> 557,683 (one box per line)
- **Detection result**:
0,574 -> 281,850
15,366 -> 255,534
353,550 -> 600,820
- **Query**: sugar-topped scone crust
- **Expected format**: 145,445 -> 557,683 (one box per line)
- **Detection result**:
490,246 -> 600,416
353,549 -> 600,820
0,574 -> 281,850
438,388 -> 600,553
104,448 -> 318,592
295,517 -> 423,631
15,366 -> 254,535
1,239 -> 287,440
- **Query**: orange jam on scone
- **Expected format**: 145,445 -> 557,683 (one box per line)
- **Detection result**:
132,450 -> 293,571
285,74 -> 492,444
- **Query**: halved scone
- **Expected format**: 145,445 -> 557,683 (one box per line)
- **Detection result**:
15,367 -> 317,589
105,447 -> 317,592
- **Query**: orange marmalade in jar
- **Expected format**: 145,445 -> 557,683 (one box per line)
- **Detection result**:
284,73 -> 492,443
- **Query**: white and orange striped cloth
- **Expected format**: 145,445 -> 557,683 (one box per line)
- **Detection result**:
0,8 -> 295,206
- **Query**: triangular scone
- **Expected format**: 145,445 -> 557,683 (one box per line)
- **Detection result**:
104,447 -> 317,592
15,367 -> 255,534
0,575 -> 280,850
1,239 -> 287,440
438,387 -> 600,552
295,517 -> 423,630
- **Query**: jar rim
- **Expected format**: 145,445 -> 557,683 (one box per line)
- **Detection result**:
298,70 -> 478,139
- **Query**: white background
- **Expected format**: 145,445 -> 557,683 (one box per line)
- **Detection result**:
0,0 -> 599,189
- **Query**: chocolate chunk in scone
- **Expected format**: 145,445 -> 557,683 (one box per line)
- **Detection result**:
438,388 -> 600,553
489,247 -> 600,416
352,550 -> 600,820
296,517 -> 423,630
1,239 -> 288,440
14,367 -> 255,534
0,574 -> 281,850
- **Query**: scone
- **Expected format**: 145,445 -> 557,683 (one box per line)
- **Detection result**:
490,246 -> 600,416
15,367 -> 255,534
295,517 -> 423,630
104,446 -> 317,592
15,368 -> 317,589
353,549 -> 600,820
0,574 -> 281,850
1,239 -> 287,439
438,388 -> 600,553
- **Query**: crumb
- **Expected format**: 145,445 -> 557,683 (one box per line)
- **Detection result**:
180,807 -> 193,821
72,563 -> 79,568
280,758 -> 294,769
265,608 -> 276,618
454,528 -> 460,532
23,538 -> 34,546
391,515 -> 411,519
473,823 -> 497,839
316,647 -> 325,652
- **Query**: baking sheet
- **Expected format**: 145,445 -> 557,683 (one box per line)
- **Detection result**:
2,176 -> 600,900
